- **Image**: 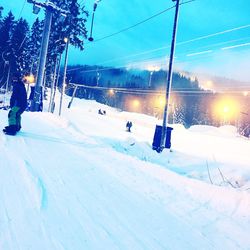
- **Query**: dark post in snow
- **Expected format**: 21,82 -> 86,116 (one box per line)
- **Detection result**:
27,0 -> 69,112
68,85 -> 78,109
59,38 -> 70,116
159,0 -> 180,151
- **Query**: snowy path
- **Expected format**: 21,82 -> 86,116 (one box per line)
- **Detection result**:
0,102 -> 250,249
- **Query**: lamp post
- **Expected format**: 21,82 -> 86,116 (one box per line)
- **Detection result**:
96,71 -> 100,86
88,0 -> 102,41
158,0 -> 180,152
59,37 -> 70,116
148,71 -> 153,88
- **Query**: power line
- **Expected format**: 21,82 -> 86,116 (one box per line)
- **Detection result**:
18,15 -> 38,51
18,0 -> 27,19
67,38 -> 250,75
86,5 -> 175,43
68,83 -> 250,96
85,0 -> 195,45
177,24 -> 250,47
66,24 -> 250,73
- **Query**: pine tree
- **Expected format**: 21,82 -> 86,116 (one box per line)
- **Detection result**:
27,18 -> 43,76
10,18 -> 30,74
173,103 -> 185,125
44,0 -> 88,88
0,12 -> 15,87
59,0 -> 88,50
0,6 -> 3,19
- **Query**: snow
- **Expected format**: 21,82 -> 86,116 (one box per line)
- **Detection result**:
0,94 -> 250,250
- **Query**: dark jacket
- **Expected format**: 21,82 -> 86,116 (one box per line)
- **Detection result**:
10,81 -> 27,112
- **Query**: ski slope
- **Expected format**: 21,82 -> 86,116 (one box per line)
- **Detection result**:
0,95 -> 250,250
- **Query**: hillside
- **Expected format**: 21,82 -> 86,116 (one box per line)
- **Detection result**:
0,95 -> 250,249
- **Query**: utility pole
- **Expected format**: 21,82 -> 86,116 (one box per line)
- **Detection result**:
148,71 -> 153,88
59,38 -> 69,116
27,0 -> 69,112
51,53 -> 63,113
48,56 -> 59,112
96,70 -> 100,86
68,85 -> 78,109
159,0 -> 180,152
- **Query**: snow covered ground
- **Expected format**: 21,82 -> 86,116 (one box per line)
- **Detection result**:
0,94 -> 250,250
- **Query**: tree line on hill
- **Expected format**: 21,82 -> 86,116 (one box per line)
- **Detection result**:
65,65 -> 250,136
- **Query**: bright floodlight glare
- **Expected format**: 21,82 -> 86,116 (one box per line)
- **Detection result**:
213,97 -> 239,123
243,91 -> 248,96
133,99 -> 140,108
108,89 -> 114,96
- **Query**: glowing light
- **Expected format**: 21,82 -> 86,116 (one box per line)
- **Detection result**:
243,91 -> 248,96
206,80 -> 213,88
223,105 -> 230,113
155,96 -> 165,108
108,89 -> 115,96
24,74 -> 35,84
213,97 -> 239,123
147,65 -> 160,72
133,99 -> 140,108
64,37 -> 68,43
190,76 -> 196,82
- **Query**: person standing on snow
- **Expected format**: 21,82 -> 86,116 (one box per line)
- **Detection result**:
3,72 -> 27,135
126,121 -> 133,132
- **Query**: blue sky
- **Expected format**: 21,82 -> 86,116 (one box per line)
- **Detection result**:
1,0 -> 250,83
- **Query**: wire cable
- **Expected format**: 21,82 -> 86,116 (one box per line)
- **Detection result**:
68,83 -> 250,96
85,0 -> 196,45
67,38 -> 250,75
86,5 -> 175,44
67,24 -> 250,73
18,0 -> 27,19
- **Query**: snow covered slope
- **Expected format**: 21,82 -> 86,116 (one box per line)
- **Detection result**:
0,96 -> 250,250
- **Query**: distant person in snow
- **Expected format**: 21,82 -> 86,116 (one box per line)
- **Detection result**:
98,109 -> 106,115
98,108 -> 103,115
3,72 -> 27,135
126,121 -> 133,132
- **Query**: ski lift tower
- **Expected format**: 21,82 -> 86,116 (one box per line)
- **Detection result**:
27,0 -> 69,112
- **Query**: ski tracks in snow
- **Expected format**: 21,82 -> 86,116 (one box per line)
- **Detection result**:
1,112 -> 250,249
2,135 -> 47,210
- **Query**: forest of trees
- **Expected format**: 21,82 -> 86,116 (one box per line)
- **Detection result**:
65,64 -> 250,135
0,1 -> 88,91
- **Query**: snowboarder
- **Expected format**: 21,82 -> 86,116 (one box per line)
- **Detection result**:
126,121 -> 133,132
3,72 -> 27,135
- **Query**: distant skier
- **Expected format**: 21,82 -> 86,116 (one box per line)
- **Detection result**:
3,72 -> 27,135
98,109 -> 106,115
126,121 -> 133,132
